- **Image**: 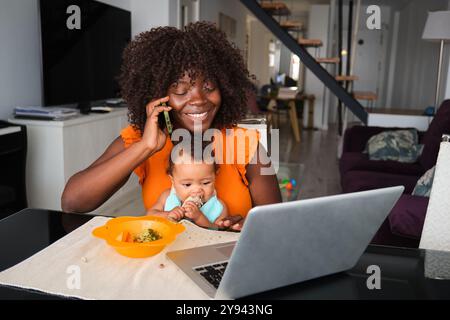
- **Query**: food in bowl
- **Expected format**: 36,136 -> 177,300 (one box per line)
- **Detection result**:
133,228 -> 162,243
92,216 -> 185,258
121,228 -> 162,243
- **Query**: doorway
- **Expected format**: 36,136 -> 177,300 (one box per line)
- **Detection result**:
180,0 -> 199,28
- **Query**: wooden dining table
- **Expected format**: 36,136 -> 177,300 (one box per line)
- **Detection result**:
260,93 -> 315,143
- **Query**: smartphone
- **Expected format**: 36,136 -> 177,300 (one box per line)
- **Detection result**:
158,102 -> 173,135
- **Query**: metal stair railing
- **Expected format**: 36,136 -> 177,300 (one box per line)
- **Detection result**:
241,0 -> 368,124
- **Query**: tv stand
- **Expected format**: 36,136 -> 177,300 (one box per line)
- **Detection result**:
77,101 -> 91,114
8,107 -> 141,215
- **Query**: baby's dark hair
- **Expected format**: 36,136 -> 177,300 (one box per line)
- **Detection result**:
118,21 -> 255,133
167,138 -> 219,176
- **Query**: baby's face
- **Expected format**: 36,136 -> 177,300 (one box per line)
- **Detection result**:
170,162 -> 216,203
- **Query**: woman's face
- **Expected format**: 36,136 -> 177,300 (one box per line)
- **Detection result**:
167,72 -> 221,132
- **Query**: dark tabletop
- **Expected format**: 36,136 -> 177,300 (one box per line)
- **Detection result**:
1,209 -> 450,300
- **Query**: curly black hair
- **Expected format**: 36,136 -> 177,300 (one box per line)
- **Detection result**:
118,21 -> 254,133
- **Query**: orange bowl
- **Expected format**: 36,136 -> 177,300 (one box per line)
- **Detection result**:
92,216 -> 185,258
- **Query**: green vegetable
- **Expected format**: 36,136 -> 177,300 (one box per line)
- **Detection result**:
134,228 -> 162,243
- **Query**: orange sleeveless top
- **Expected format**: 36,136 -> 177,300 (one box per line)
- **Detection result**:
120,126 -> 260,217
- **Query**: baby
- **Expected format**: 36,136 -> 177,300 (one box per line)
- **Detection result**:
147,143 -> 228,229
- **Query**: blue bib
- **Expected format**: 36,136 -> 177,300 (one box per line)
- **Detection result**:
164,188 -> 223,224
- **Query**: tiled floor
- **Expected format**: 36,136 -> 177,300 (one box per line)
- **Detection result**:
277,116 -> 341,200
110,115 -> 342,217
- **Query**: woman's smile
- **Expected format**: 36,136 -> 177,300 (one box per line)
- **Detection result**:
182,108 -> 212,122
177,107 -> 216,131
184,111 -> 208,120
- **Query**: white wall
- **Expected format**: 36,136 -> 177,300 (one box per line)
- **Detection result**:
131,0 -> 173,36
304,5 -> 330,129
169,0 -> 180,28
390,0 -> 449,108
279,43 -> 292,76
98,0 -> 178,37
330,4 -> 391,125
247,19 -> 273,86
199,0 -> 247,51
353,6 -> 391,108
384,10 -> 400,108
0,0 -> 42,120
0,0 -> 177,120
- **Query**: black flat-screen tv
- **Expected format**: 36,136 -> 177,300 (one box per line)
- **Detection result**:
39,0 -> 131,107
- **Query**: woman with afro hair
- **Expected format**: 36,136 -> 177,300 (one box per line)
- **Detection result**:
61,22 -> 281,230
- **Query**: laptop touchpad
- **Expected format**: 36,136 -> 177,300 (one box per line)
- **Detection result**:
216,244 -> 235,258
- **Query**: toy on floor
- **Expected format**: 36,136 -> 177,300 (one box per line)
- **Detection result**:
279,178 -> 297,191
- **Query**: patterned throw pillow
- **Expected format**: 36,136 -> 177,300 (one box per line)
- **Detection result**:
412,166 -> 436,197
364,129 -> 424,163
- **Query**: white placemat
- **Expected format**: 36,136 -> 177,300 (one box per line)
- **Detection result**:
0,216 -> 240,300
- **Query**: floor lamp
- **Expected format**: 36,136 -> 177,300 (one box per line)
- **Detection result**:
422,11 -> 450,110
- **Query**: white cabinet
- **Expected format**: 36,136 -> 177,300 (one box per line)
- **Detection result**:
9,108 -> 141,215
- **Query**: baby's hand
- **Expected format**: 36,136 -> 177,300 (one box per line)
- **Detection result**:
167,206 -> 185,221
146,207 -> 185,221
183,201 -> 202,220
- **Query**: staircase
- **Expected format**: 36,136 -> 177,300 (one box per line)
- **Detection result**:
279,20 -> 303,31
241,0 -> 369,125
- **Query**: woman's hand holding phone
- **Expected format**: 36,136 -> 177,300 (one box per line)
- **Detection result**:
140,96 -> 171,155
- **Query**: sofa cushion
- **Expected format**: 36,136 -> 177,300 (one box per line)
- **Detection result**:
388,194 -> 429,239
341,170 -> 419,194
364,129 -> 423,163
339,152 -> 424,176
418,99 -> 450,170
412,166 -> 436,197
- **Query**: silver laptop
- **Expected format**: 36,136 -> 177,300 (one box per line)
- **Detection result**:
167,186 -> 404,299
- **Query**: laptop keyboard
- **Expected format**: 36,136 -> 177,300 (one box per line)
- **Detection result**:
194,262 -> 228,289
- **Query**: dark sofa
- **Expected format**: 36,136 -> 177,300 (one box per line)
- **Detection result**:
340,126 -> 426,177
339,99 -> 450,247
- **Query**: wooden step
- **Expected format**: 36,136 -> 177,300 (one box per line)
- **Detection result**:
260,1 -> 287,10
335,75 -> 359,81
316,57 -> 340,64
353,91 -> 377,101
298,38 -> 323,47
260,1 -> 291,16
280,20 -> 303,31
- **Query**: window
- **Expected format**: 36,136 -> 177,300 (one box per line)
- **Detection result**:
290,54 -> 300,80
269,40 -> 276,67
